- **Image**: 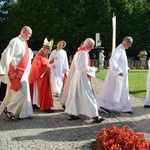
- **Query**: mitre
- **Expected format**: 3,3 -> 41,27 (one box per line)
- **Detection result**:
43,38 -> 54,50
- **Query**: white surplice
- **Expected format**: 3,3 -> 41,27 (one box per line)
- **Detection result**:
145,58 -> 150,105
64,51 -> 99,118
97,44 -> 132,112
0,36 -> 33,118
49,49 -> 69,94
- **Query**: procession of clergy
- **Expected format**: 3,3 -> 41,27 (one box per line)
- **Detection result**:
0,26 -> 149,122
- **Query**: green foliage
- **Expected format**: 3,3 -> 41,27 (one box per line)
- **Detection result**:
128,70 -> 147,98
110,0 -> 147,58
0,0 -> 16,48
0,0 -> 150,59
96,69 -> 148,98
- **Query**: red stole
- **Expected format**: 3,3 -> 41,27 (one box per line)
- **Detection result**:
77,45 -> 91,81
8,43 -> 29,91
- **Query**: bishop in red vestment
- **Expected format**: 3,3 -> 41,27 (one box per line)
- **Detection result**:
29,38 -> 54,113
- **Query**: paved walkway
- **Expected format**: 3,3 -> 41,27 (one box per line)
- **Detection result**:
0,77 -> 150,150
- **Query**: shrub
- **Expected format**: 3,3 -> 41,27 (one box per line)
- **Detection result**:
138,66 -> 145,69
96,125 -> 150,150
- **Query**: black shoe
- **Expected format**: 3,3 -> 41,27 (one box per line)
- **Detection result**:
32,104 -> 39,109
62,104 -> 66,109
4,108 -> 16,121
144,105 -> 150,108
44,109 -> 55,113
100,106 -> 111,114
68,115 -> 80,120
18,116 -> 33,119
120,111 -> 133,115
92,116 -> 105,123
54,93 -> 59,97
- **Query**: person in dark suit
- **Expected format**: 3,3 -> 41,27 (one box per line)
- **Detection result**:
0,82 -> 7,102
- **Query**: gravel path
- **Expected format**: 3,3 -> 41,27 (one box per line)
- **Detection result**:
0,77 -> 149,150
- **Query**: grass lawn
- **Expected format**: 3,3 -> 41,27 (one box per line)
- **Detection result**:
96,69 -> 148,98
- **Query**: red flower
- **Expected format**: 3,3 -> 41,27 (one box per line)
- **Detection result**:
96,125 -> 150,150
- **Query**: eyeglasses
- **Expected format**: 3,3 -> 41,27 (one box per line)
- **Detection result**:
26,30 -> 32,36
126,40 -> 132,46
88,43 -> 94,49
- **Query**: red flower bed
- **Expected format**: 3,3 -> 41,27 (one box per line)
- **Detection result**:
96,125 -> 150,150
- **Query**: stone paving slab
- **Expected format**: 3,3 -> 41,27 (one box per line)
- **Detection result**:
0,77 -> 150,150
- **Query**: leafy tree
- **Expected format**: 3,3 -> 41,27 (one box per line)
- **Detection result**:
0,0 -> 149,60
0,0 -> 112,54
144,0 -> 150,58
0,0 -> 16,52
109,0 -> 147,58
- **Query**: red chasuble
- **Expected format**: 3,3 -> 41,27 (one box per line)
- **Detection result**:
8,44 -> 29,91
29,50 -> 53,110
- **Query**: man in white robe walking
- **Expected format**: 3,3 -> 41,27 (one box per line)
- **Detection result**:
144,58 -> 150,108
49,40 -> 69,97
61,38 -> 105,123
0,26 -> 33,120
99,50 -> 105,70
97,36 -> 133,114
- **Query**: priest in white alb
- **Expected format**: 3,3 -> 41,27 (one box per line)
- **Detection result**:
144,58 -> 150,108
61,38 -> 105,123
0,26 -> 33,120
98,36 -> 133,114
49,40 -> 69,97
